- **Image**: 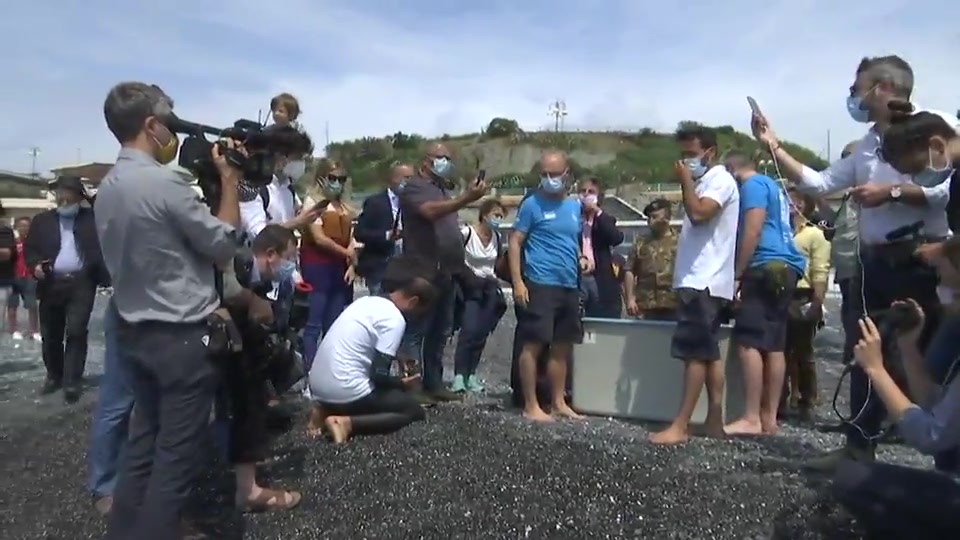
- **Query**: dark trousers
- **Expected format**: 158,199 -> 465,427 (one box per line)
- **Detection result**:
924,312 -> 960,471
833,460 -> 960,538
400,275 -> 456,391
222,355 -> 270,465
846,252 -> 941,450
453,280 -> 505,377
106,319 -> 220,540
37,273 -> 96,389
302,260 -> 352,372
321,386 -> 425,435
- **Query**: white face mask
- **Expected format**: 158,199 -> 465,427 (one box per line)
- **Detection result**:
282,160 -> 306,180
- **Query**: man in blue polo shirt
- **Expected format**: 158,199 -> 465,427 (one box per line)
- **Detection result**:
508,150 -> 584,422
722,149 -> 806,436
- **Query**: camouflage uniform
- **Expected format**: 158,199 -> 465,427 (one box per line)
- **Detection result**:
627,229 -> 679,319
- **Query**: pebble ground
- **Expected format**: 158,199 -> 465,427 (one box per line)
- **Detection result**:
0,297 -> 929,539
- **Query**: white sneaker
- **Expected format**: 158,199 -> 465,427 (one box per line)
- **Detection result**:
31,332 -> 41,342
11,331 -> 23,341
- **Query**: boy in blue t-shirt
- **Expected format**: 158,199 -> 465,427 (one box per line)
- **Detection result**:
508,151 -> 584,423
723,150 -> 806,436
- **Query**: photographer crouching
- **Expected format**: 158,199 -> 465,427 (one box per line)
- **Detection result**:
96,82 -> 242,540
217,224 -> 302,512
835,304 -> 960,537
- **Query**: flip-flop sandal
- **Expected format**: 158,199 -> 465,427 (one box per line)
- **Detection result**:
237,489 -> 302,514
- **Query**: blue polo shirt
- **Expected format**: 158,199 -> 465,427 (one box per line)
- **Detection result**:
514,193 -> 582,289
739,174 -> 806,275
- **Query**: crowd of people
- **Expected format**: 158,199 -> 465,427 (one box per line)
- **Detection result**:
1,52 -> 959,538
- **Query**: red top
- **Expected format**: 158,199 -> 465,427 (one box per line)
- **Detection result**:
14,239 -> 28,279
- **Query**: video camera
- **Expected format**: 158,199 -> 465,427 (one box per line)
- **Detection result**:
167,116 -> 311,206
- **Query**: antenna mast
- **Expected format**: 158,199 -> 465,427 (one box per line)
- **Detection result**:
548,99 -> 568,132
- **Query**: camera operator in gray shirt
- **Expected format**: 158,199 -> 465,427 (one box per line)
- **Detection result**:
95,82 -> 241,540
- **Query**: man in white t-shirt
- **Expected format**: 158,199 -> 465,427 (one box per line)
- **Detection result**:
306,254 -> 436,443
650,126 -> 740,445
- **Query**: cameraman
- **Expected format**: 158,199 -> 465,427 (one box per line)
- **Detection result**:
835,308 -> 960,537
97,82 -> 241,540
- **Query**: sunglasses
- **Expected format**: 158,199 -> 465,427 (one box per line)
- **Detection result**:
324,175 -> 348,183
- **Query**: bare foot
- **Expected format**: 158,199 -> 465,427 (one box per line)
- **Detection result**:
523,406 -> 555,423
704,413 -> 725,439
324,416 -> 351,444
761,416 -> 779,435
552,403 -> 584,420
649,425 -> 689,445
306,406 -> 327,437
724,418 -> 764,436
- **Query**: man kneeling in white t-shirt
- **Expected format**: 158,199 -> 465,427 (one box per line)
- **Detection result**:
307,254 -> 435,443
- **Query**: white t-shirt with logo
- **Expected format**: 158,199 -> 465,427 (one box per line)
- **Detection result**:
308,295 -> 406,404
672,165 -> 740,300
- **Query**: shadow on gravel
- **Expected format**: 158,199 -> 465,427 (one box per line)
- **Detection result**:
0,360 -> 40,377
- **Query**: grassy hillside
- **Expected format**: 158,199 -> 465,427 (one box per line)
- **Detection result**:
310,118 -> 829,194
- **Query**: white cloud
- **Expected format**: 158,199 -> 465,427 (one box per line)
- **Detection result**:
0,0 -> 953,174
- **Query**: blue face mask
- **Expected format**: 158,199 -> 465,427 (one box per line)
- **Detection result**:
324,180 -> 343,196
846,95 -> 871,124
57,204 -> 79,217
540,174 -> 565,193
914,149 -> 955,188
431,157 -> 452,178
683,157 -> 707,179
273,259 -> 297,283
486,216 -> 502,228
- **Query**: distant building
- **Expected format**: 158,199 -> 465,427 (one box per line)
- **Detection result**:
0,170 -> 53,219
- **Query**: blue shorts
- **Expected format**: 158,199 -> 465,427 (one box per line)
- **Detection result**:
5,278 -> 36,309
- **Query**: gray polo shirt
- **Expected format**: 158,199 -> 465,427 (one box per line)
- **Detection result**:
95,148 -> 238,323
399,177 -> 464,273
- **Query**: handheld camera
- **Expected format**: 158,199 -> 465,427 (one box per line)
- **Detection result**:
168,116 -> 312,207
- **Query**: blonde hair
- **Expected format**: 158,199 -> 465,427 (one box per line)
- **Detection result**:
308,159 -> 354,214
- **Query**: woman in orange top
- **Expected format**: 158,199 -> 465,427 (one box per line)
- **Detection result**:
300,160 -> 357,369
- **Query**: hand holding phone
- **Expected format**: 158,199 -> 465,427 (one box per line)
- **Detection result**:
476,169 -> 486,185
747,96 -> 764,120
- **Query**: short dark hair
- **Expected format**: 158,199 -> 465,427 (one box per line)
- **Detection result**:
381,254 -> 438,308
270,93 -> 301,120
478,197 -> 505,218
675,125 -> 718,151
251,224 -> 295,255
881,101 -> 958,163
856,55 -> 914,98
263,124 -> 314,157
643,198 -> 672,217
723,149 -> 755,170
103,82 -> 174,143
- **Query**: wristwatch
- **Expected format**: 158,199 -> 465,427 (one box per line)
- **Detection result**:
890,185 -> 902,202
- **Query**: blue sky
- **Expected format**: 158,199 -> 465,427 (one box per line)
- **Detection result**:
0,0 -> 954,174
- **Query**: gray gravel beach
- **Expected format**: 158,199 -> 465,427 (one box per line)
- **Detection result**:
0,295 -> 929,539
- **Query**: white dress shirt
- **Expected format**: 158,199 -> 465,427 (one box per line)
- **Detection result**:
795,109 -> 959,245
238,175 -> 300,239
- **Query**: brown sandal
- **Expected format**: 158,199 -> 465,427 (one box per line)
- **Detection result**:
237,488 -> 302,513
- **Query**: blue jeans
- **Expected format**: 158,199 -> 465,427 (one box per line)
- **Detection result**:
87,300 -> 134,498
302,261 -> 351,372
846,253 -> 941,450
400,276 -> 456,391
453,280 -> 505,377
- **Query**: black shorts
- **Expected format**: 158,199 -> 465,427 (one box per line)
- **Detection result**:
516,281 -> 582,345
670,287 -> 727,361
733,268 -> 798,353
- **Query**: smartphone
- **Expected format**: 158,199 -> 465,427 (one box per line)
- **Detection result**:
311,200 -> 331,213
747,96 -> 764,119
477,169 -> 486,185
